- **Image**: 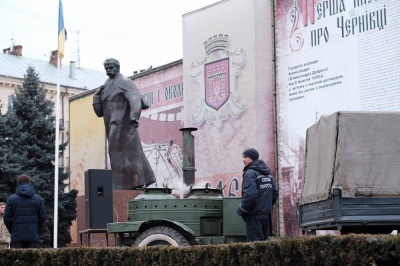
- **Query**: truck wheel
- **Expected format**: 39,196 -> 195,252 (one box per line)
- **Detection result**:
307,230 -> 316,235
134,226 -> 190,247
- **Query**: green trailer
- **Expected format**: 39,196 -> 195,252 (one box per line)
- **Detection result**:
107,186 -> 247,247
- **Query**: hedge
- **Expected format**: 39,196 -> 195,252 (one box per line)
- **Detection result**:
1,234 -> 399,266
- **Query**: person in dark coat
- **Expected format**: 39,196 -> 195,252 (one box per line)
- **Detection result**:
4,174 -> 46,248
93,58 -> 156,189
237,148 -> 278,241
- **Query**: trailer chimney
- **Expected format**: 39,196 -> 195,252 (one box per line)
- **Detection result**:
179,127 -> 197,186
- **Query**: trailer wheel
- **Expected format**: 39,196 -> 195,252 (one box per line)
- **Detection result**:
133,226 -> 190,247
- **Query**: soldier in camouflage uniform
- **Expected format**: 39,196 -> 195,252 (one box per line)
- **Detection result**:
0,202 -> 10,248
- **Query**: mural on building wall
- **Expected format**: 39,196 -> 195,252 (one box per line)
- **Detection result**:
189,34 -> 246,130
276,0 -> 400,236
186,33 -> 249,197
135,69 -> 187,194
141,129 -> 183,191
182,0 -> 276,204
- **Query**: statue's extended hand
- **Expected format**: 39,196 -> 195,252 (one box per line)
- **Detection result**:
95,85 -> 104,95
130,118 -> 139,128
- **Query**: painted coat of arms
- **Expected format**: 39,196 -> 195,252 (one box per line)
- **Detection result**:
190,34 -> 245,129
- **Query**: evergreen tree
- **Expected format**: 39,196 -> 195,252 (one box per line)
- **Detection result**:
0,104 -> 22,201
0,66 -> 77,247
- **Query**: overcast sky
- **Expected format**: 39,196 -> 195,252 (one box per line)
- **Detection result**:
0,0 -> 220,76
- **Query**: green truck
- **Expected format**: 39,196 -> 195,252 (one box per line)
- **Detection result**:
299,111 -> 400,235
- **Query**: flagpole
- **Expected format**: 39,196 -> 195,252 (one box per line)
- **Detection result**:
54,56 -> 61,249
54,0 -> 66,249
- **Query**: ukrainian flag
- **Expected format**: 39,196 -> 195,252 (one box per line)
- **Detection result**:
58,0 -> 67,59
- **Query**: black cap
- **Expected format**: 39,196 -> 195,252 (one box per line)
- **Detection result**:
242,148 -> 259,161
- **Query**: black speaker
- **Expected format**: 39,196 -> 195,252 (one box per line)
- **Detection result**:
85,169 -> 113,229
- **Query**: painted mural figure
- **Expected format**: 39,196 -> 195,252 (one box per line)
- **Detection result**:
93,58 -> 155,189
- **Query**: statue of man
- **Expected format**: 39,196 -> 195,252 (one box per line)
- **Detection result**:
93,58 -> 155,189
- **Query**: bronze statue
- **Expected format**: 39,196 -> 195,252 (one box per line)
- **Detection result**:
93,58 -> 155,189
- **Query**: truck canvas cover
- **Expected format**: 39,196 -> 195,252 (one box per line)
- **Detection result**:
299,111 -> 400,205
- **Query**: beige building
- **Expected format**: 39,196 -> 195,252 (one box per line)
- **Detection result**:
0,45 -> 105,171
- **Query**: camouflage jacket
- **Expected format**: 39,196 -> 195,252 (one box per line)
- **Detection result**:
0,215 -> 10,244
